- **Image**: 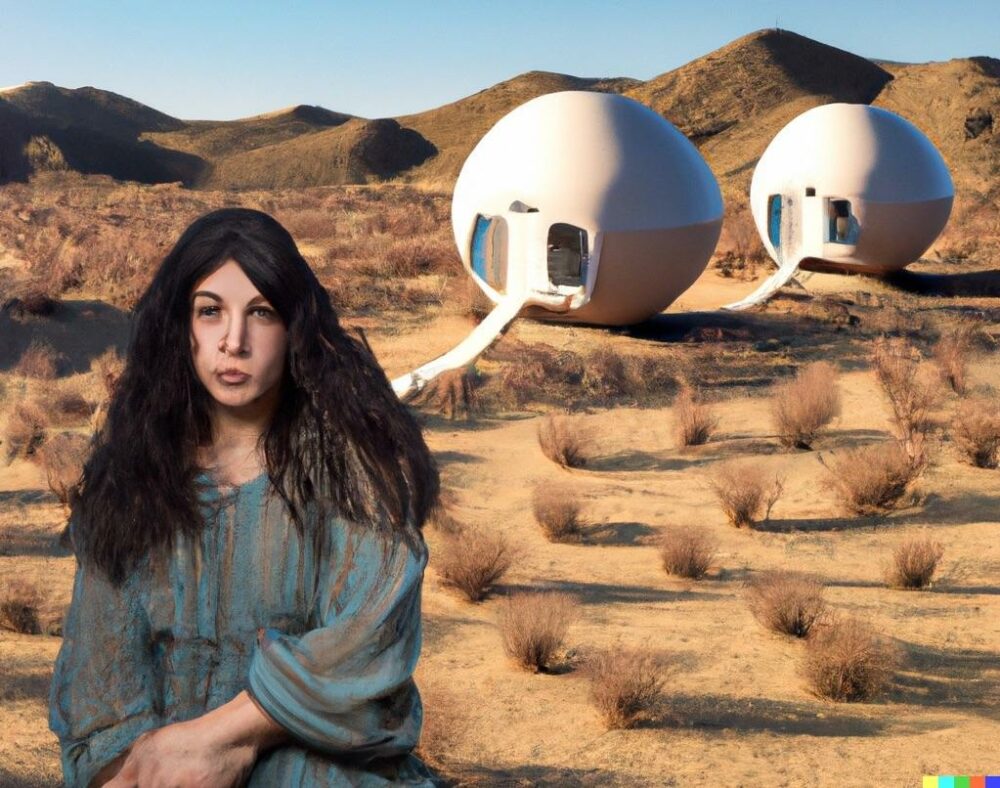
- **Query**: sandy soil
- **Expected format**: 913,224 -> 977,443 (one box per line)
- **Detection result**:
1,263 -> 998,787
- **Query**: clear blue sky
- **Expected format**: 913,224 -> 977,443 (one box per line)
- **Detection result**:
1,1 -> 996,121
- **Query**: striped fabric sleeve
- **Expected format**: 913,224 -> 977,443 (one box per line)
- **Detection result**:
247,521 -> 428,764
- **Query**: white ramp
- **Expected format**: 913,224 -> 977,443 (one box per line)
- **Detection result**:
721,255 -> 803,311
391,295 -> 529,399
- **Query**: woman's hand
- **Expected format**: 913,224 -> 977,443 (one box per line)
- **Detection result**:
103,719 -> 256,788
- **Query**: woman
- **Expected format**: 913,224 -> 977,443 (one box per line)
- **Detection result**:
49,208 -> 441,787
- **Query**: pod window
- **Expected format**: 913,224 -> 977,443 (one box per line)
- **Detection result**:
826,199 -> 859,244
547,223 -> 587,288
470,214 -> 508,292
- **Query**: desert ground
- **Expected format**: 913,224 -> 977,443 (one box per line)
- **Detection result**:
0,181 -> 998,787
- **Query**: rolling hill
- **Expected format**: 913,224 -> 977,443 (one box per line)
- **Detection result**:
0,30 -> 997,209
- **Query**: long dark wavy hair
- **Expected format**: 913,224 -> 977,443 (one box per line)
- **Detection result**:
72,208 -> 438,585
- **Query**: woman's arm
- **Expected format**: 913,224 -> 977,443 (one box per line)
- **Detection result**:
246,520 -> 428,763
49,558 -> 162,788
100,690 -> 289,787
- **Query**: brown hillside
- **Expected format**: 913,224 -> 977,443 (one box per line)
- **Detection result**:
626,29 -> 893,202
873,57 -> 1000,202
143,104 -> 355,161
0,82 -> 205,185
201,117 -> 435,189
1,31 -> 998,214
0,81 -> 184,139
395,71 -> 641,187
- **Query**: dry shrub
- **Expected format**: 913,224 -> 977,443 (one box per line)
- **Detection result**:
42,384 -> 96,427
37,432 -> 89,515
673,385 -> 718,446
2,284 -> 59,320
498,591 -> 579,672
0,579 -> 44,634
659,527 -> 716,579
280,208 -> 334,240
537,413 -> 591,468
872,338 -> 938,446
932,322 -> 979,394
587,646 -> 665,729
493,358 -> 548,409
14,339 -> 62,379
89,347 -> 125,399
714,208 -> 768,280
771,361 -> 842,449
435,526 -> 516,602
410,367 -> 480,421
531,484 -> 585,542
886,538 -> 944,590
745,571 -> 826,637
483,341 -> 583,410
582,344 -> 641,402
708,461 -> 784,528
804,616 -> 899,702
367,238 -> 461,278
463,278 -> 494,323
325,271 -> 429,315
952,395 -> 1000,468
823,439 -> 927,515
4,399 -> 49,460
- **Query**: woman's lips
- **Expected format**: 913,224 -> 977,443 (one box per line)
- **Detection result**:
218,371 -> 250,384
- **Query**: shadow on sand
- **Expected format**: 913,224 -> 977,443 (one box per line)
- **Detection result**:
0,299 -> 129,375
645,693 -> 890,737
891,641 -> 1000,719
496,580 -> 718,607
0,522 -> 69,557
885,269 -> 1000,298
579,521 -> 659,546
431,762 -> 625,788
584,451 -> 712,473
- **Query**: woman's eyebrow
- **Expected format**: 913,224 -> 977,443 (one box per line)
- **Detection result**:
191,291 -> 269,306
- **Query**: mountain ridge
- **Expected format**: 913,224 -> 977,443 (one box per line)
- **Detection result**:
0,29 -> 996,213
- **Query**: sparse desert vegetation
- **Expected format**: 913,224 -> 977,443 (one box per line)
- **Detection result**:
709,461 -> 784,528
497,590 -> 579,672
1,173 -> 998,785
872,337 -> 939,446
673,384 -> 719,446
823,439 -> 928,515
803,617 -> 900,702
658,526 -> 716,579
531,484 -> 586,543
0,579 -> 45,635
586,646 -> 665,729
537,412 -> 591,468
952,394 -> 1000,468
745,571 -> 826,638
771,361 -> 841,449
434,525 -> 516,602
886,538 -> 945,590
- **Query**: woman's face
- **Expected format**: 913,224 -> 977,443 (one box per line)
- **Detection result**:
189,259 -> 288,413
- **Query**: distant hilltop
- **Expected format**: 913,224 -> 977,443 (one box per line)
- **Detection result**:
0,29 -> 996,211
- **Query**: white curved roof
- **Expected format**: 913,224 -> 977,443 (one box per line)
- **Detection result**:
453,91 -> 722,233
751,103 -> 953,205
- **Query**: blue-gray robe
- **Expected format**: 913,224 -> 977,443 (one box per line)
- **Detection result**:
49,471 -> 438,787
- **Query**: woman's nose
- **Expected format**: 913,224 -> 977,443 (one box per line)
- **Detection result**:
219,315 -> 247,355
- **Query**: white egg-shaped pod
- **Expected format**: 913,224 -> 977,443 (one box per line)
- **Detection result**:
451,91 -> 723,325
750,103 -> 953,273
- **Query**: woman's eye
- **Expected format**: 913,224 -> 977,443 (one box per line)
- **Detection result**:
251,307 -> 275,319
196,305 -> 219,317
